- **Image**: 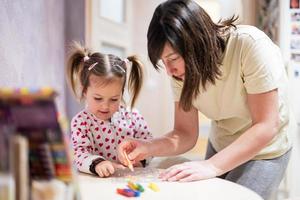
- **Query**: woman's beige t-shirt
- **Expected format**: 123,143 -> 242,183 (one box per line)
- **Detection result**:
171,25 -> 294,160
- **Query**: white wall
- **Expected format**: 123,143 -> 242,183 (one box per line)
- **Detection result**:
131,0 -> 174,137
0,0 -> 66,116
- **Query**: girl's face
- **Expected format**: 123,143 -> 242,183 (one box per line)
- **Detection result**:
85,74 -> 123,121
159,42 -> 185,80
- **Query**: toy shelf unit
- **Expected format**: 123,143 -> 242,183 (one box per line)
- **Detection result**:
0,88 -> 78,200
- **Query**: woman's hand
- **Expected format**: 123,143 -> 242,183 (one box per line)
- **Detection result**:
159,160 -> 223,182
95,160 -> 125,177
117,139 -> 151,166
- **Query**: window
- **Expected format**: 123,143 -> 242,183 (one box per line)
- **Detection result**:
99,0 -> 125,23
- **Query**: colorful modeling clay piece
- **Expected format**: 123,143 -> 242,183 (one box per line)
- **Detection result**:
130,189 -> 141,197
117,188 -> 134,197
116,188 -> 140,197
148,182 -> 160,192
127,181 -> 138,190
136,183 -> 144,192
127,181 -> 145,192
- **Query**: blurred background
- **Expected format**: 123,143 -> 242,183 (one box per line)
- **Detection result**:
0,0 -> 300,199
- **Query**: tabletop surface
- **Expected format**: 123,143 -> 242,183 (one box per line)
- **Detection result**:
77,166 -> 263,200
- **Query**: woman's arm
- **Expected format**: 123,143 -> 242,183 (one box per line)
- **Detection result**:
209,89 -> 279,174
148,102 -> 199,156
117,102 -> 199,164
159,89 -> 279,181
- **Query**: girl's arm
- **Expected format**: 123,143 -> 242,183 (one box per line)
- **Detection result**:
71,116 -> 105,174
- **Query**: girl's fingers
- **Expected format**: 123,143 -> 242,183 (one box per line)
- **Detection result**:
106,164 -> 115,175
112,162 -> 126,170
96,168 -> 104,177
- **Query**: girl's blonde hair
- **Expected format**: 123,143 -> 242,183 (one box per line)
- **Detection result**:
66,42 -> 143,108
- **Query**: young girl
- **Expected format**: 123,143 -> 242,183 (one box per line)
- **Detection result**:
66,42 -> 152,177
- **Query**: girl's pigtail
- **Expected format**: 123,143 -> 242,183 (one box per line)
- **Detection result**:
126,55 -> 144,108
66,41 -> 89,99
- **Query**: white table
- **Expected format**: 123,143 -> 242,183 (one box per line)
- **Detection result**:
77,167 -> 263,200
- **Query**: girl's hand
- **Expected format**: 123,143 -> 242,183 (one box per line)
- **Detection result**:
117,139 -> 151,166
95,160 -> 125,177
159,160 -> 223,182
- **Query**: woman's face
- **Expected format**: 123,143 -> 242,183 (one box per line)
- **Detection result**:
159,42 -> 185,80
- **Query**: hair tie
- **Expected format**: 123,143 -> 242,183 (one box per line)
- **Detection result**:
124,58 -> 130,64
88,62 -> 98,71
115,65 -> 126,73
83,55 -> 89,62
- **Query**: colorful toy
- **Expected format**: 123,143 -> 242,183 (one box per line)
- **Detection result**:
136,183 -> 144,192
0,87 -> 73,183
127,181 -> 144,192
116,188 -> 140,197
116,179 -> 160,197
148,182 -> 160,192
127,181 -> 139,191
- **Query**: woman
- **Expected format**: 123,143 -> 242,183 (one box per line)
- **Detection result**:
117,0 -> 293,199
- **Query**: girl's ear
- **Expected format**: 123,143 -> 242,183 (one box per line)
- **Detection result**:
82,89 -> 87,98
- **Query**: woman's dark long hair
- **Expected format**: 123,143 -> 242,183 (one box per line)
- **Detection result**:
147,0 -> 237,111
